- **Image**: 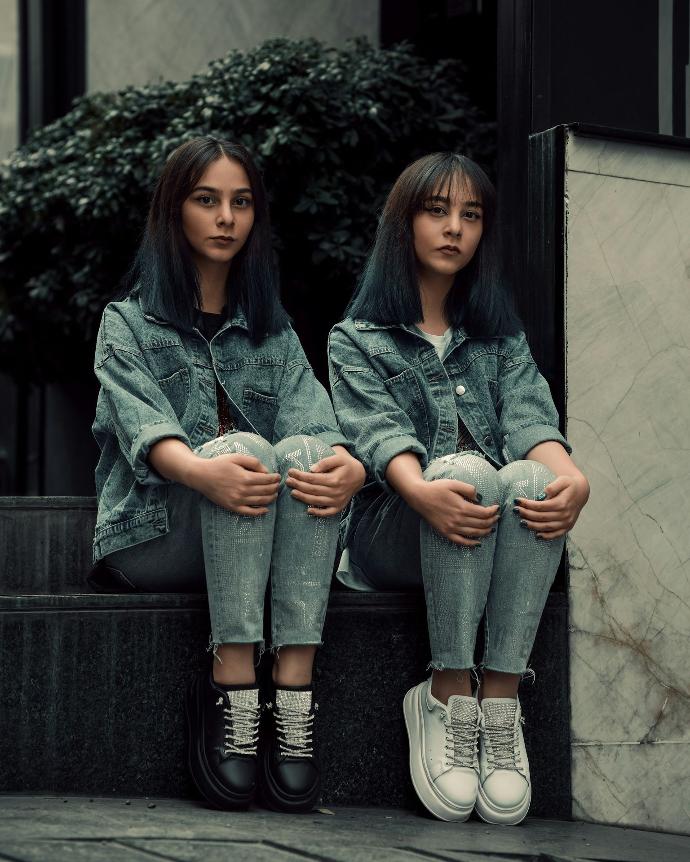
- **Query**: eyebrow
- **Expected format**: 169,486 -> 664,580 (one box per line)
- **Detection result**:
425,195 -> 483,208
192,185 -> 253,195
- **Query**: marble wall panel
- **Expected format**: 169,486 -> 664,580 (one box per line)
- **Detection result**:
87,0 -> 379,93
0,0 -> 18,159
565,132 -> 690,834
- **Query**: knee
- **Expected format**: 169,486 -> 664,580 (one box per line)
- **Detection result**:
274,434 -> 335,475
423,453 -> 499,504
196,431 -> 277,472
497,459 -> 555,505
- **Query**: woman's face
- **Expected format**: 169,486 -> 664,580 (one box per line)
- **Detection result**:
181,156 -> 255,269
411,176 -> 484,282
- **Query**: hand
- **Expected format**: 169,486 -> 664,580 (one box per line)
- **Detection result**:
191,454 -> 280,516
285,447 -> 366,517
514,474 -> 590,539
410,479 -> 499,547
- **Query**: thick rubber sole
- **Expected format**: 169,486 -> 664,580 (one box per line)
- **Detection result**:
403,685 -> 475,823
475,780 -> 531,826
259,746 -> 321,814
185,675 -> 256,811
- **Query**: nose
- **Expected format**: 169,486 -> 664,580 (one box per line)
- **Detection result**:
217,200 -> 235,227
444,212 -> 462,238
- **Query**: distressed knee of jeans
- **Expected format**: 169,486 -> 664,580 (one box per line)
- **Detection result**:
428,454 -> 499,504
498,459 -> 555,504
274,434 -> 334,475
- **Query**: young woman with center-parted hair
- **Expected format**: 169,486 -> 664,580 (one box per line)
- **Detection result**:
327,152 -> 589,825
90,136 -> 365,813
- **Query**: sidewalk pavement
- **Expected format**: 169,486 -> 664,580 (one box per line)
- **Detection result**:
0,796 -> 688,861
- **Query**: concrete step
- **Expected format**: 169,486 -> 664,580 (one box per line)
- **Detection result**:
0,590 -> 570,816
1,497 -> 97,593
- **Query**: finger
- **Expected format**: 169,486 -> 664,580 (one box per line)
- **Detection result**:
462,502 -> 500,519
231,505 -> 269,516
453,515 -> 498,530
228,454 -> 269,473
237,470 -> 281,486
286,477 -> 334,495
515,507 -> 564,524
290,489 -> 334,507
454,525 -> 495,538
521,518 -> 564,533
287,471 -> 336,487
307,506 -> 341,517
445,480 -> 481,501
309,454 -> 343,473
536,528 -> 567,540
242,492 -> 280,505
514,497 -> 566,513
446,533 -> 482,548
545,476 -> 572,497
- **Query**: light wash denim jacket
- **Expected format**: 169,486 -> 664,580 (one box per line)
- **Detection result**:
328,318 -> 570,547
92,295 -> 348,562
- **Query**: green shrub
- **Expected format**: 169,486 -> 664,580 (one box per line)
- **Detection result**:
0,38 -> 494,381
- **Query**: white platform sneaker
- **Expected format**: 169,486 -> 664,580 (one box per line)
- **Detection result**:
475,697 -> 531,825
403,679 -> 480,821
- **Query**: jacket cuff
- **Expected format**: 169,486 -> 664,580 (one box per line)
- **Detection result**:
371,435 -> 428,491
502,423 -> 571,462
131,420 -> 191,485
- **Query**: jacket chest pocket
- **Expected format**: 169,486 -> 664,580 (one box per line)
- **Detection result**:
157,368 -> 191,421
242,387 -> 279,439
384,367 -> 431,449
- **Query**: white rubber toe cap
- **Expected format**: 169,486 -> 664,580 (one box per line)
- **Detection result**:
481,770 -> 529,809
434,769 -> 478,809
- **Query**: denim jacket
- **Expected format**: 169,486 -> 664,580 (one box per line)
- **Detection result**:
328,318 -> 570,546
92,295 -> 348,562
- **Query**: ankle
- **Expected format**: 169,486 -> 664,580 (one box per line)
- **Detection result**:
430,669 -> 472,704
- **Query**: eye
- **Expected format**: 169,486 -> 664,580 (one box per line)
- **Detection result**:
233,196 -> 253,208
424,204 -> 447,216
464,210 -> 481,221
196,194 -> 216,206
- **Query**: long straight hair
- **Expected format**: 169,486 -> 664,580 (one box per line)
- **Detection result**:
346,152 -> 521,337
124,136 -> 289,338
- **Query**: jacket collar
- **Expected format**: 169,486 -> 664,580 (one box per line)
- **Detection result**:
354,318 -> 469,348
138,295 -> 249,332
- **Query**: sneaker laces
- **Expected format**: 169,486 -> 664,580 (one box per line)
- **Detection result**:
444,699 -> 479,768
216,690 -> 260,757
483,701 -> 523,770
271,690 -> 316,759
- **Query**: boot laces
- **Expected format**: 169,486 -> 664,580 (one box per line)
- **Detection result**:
484,702 -> 523,770
444,699 -> 479,768
270,690 -> 316,758
216,694 -> 260,757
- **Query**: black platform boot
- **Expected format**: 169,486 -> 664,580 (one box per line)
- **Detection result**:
260,685 -> 321,812
186,671 -> 261,810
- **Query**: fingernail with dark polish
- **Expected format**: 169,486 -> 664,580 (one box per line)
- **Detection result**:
520,520 -> 528,528
513,498 -> 521,505
476,493 -> 483,502
536,492 -> 547,501
490,527 -> 496,533
512,506 -> 520,514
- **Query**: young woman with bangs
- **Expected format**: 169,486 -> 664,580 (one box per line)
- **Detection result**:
327,153 -> 589,824
90,136 -> 365,813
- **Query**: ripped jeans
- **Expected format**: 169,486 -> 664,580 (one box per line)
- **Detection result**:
103,432 -> 340,650
347,454 -> 565,674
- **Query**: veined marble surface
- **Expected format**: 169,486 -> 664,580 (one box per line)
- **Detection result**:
88,0 -> 379,93
566,132 -> 690,834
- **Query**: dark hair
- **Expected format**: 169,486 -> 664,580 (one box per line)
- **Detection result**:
124,136 -> 289,338
346,152 -> 520,337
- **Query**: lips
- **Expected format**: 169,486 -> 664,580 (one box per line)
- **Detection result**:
438,246 -> 460,254
210,236 -> 235,243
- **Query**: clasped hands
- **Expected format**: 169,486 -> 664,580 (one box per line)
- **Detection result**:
194,445 -> 365,517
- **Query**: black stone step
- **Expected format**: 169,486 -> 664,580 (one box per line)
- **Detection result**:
0,590 -> 570,817
1,497 -> 97,593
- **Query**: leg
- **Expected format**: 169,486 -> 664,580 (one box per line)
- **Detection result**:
195,431 -> 278,683
187,432 -> 276,810
483,459 -> 565,682
260,435 -> 340,813
269,434 -> 340,671
475,459 -> 565,827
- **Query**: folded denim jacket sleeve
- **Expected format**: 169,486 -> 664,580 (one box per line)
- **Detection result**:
272,326 -> 351,451
328,326 -> 427,490
94,308 -> 191,485
497,332 -> 571,462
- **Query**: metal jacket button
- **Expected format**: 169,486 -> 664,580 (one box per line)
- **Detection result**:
455,385 -> 466,396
